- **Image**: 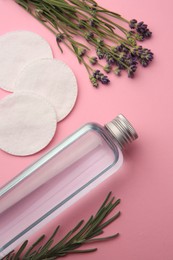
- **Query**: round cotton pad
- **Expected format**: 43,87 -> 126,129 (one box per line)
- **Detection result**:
15,58 -> 78,121
0,31 -> 53,92
0,93 -> 57,156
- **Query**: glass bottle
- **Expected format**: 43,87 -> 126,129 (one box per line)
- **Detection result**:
0,114 -> 138,257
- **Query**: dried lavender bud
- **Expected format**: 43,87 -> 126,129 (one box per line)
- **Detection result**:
135,34 -> 144,41
122,45 -> 129,53
93,70 -> 101,79
140,60 -> 148,67
16,0 -> 154,88
96,38 -> 104,46
127,70 -> 134,78
93,70 -> 110,85
130,64 -> 137,73
144,29 -> 152,39
127,36 -> 136,46
129,56 -> 138,66
116,44 -> 123,52
89,18 -> 97,27
56,33 -> 64,43
105,53 -> 115,65
96,47 -> 105,59
115,58 -> 126,70
133,46 -> 153,67
137,21 -> 147,30
100,75 -> 110,84
136,21 -> 152,40
111,46 -> 118,53
103,64 -> 112,73
89,56 -> 98,65
90,75 -> 99,88
129,19 -> 138,29
131,45 -> 142,56
85,32 -> 94,41
114,67 -> 121,76
78,48 -> 86,57
127,64 -> 137,78
128,30 -> 136,36
123,52 -> 138,67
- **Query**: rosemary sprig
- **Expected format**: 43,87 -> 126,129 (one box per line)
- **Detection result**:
3,192 -> 120,260
15,0 -> 154,87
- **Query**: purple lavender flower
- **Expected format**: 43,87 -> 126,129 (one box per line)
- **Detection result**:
132,46 -> 153,67
93,70 -> 110,85
115,58 -> 126,70
93,70 -> 101,79
89,18 -> 97,28
100,75 -> 110,84
105,53 -> 115,65
122,45 -> 129,53
116,44 -> 123,52
56,33 -> 64,43
127,64 -> 137,78
114,68 -> 121,76
144,29 -> 152,39
96,38 -> 104,46
90,75 -> 99,88
96,47 -> 105,59
129,19 -> 138,29
103,64 -> 112,73
89,56 -> 98,65
129,19 -> 152,40
85,32 -> 94,41
136,21 -> 152,40
78,48 -> 86,57
125,53 -> 138,67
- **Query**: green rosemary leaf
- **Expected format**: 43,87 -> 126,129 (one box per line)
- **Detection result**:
98,191 -> 112,210
84,233 -> 119,243
99,211 -> 121,230
65,216 -> 94,244
32,226 -> 60,259
86,229 -> 104,239
47,220 -> 84,255
24,234 -> 45,257
3,192 -> 121,259
104,198 -> 121,218
13,240 -> 28,260
62,248 -> 97,254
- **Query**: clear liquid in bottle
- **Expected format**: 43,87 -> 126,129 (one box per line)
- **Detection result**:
0,114 -> 138,257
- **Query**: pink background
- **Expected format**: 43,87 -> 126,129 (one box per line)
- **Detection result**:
0,0 -> 173,259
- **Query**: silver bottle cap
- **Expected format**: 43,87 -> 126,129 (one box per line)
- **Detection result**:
105,114 -> 138,149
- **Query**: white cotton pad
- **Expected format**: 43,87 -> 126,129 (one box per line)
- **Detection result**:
0,31 -> 53,92
15,58 -> 78,121
0,92 -> 57,156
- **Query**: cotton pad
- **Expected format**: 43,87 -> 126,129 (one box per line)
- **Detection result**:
0,31 -> 53,92
15,58 -> 78,121
0,92 -> 57,156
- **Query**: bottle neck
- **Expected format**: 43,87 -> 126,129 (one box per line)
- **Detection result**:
105,114 -> 138,149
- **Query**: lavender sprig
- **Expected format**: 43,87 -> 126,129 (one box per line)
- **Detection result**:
15,0 -> 154,88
